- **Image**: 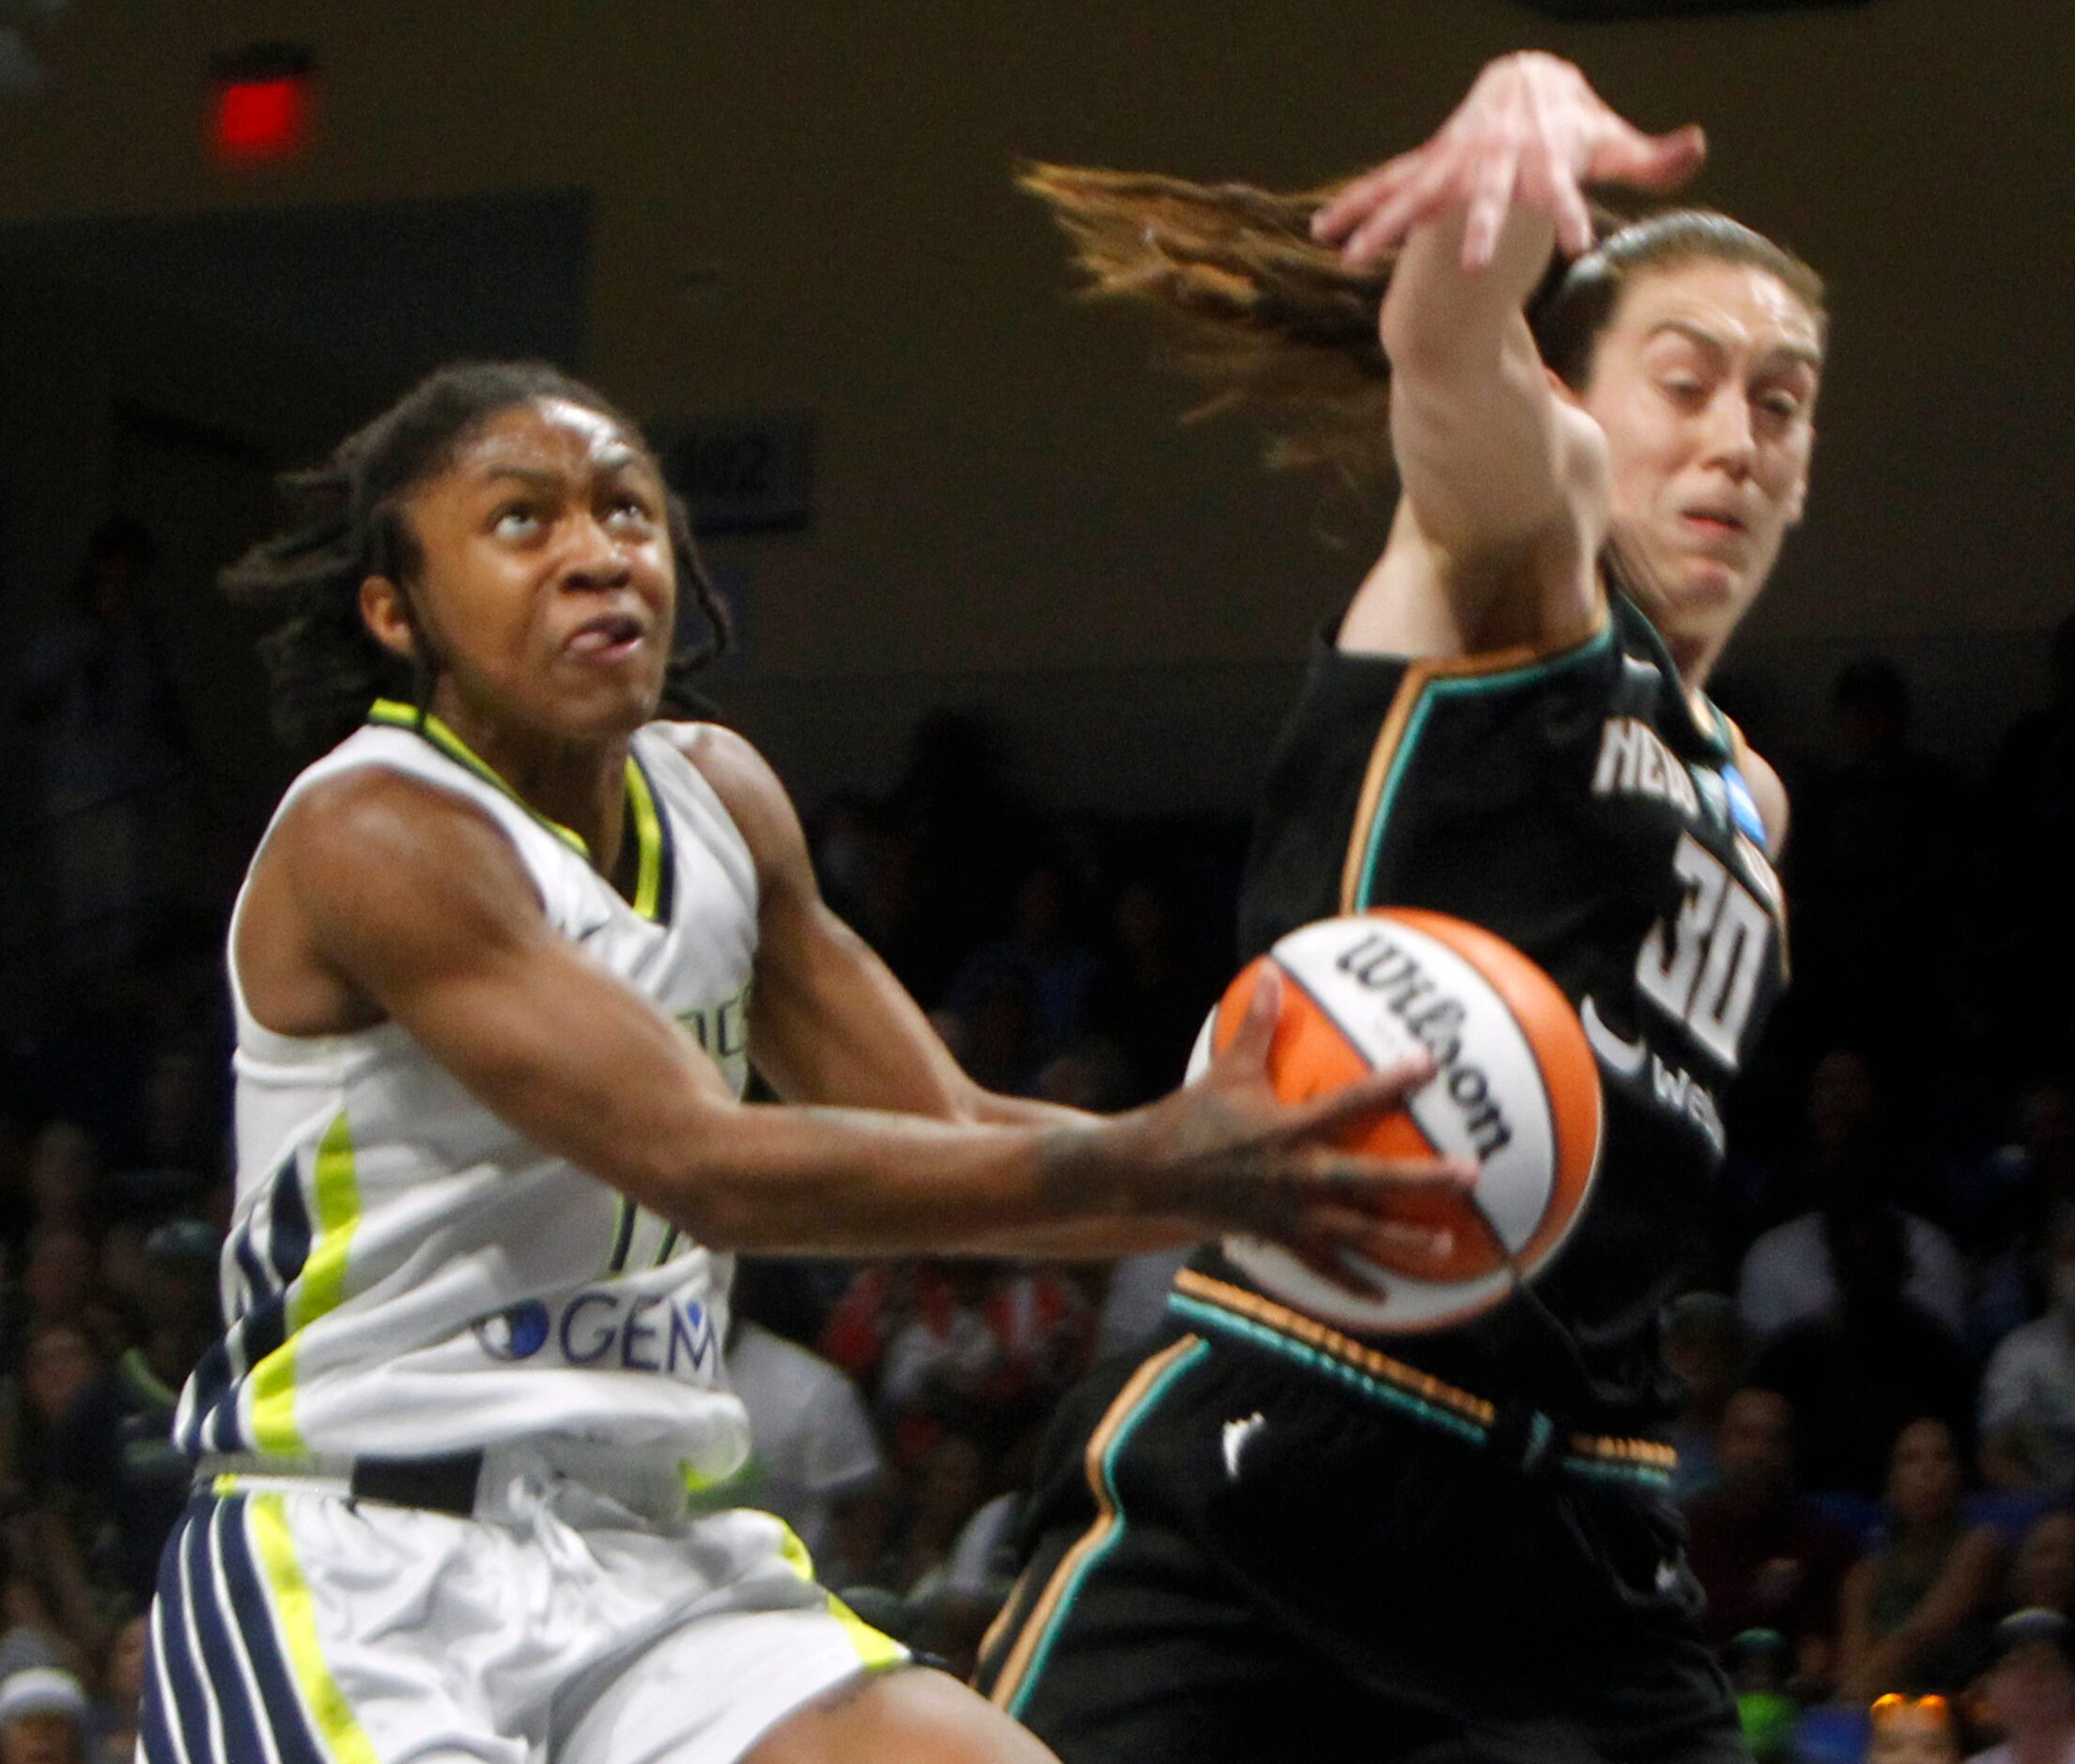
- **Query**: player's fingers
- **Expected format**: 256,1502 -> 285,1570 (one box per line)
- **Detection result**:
1460,146 -> 1521,271
1287,1210 -> 1455,1294
1214,965 -> 1284,1075
1311,152 -> 1422,244
1590,121 -> 1706,192
1339,149 -> 1461,266
1516,141 -> 1596,259
1279,1052 -> 1437,1138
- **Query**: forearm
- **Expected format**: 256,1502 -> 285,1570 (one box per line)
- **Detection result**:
1381,206 -> 1556,371
616,1097 -> 1176,1258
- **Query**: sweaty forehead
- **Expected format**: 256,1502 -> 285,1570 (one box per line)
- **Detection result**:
448,396 -> 649,479
1614,262 -> 1824,364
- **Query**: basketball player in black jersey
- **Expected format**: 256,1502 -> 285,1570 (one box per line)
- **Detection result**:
975,54 -> 1823,1763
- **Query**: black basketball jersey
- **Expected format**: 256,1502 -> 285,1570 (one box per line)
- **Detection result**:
1233,591 -> 1788,1430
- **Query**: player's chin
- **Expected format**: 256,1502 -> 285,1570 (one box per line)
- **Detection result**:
545,662 -> 668,736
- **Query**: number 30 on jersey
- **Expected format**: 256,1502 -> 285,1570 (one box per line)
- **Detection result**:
1634,832 -> 1774,1070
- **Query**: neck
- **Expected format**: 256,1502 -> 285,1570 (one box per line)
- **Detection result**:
1672,628 -> 1724,698
426,683 -> 632,880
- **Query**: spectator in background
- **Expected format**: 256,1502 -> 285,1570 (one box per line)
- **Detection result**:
946,861 -> 1100,1077
1751,1190 -> 1976,1493
723,1315 -> 890,1589
0,1665 -> 87,1764
89,1616 -> 145,1764
1789,656 -> 1967,1077
60,1221 -> 219,1599
1866,1694 -> 1964,1764
1836,1418 -> 2005,1701
3,1323 -> 103,1502
1971,1607 -> 2075,1764
2006,1510 -> 2075,1623
1664,1292 -> 1747,1498
874,1261 -> 1092,1466
17,1126 -> 101,1243
1968,1081 -> 2075,1356
1088,876 -> 1216,1104
1984,613 -> 2075,1060
1981,1212 -> 2075,1497
1683,1386 -> 1859,1687
1738,1047 -> 1965,1344
14,518 -> 191,973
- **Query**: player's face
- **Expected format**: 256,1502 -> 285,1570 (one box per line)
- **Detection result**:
379,398 -> 676,742
1574,260 -> 1822,675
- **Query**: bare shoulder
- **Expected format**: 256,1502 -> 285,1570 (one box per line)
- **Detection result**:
1726,723 -> 1790,857
276,765 -> 534,895
654,721 -> 811,883
239,766 -> 545,1033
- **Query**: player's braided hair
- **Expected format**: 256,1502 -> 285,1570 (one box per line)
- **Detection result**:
223,360 -> 730,757
1017,162 -> 1825,484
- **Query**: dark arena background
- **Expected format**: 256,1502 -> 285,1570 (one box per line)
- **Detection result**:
0,4 -> 2069,1761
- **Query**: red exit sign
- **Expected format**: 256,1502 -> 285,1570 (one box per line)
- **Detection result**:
209,42 -> 314,166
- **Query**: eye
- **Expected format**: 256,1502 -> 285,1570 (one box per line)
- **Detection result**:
604,492 -> 657,531
1756,390 -> 1804,420
491,503 -> 542,540
1657,375 -> 1708,410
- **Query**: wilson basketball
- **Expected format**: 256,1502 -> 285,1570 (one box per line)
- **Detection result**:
1187,909 -> 1603,1333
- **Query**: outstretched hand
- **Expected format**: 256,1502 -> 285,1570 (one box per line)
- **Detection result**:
1311,52 -> 1706,271
1123,967 -> 1475,1294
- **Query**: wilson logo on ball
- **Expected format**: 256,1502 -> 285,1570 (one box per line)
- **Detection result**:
1189,909 -> 1603,1334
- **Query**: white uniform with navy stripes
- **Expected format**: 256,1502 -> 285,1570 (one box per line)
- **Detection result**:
140,706 -> 902,1764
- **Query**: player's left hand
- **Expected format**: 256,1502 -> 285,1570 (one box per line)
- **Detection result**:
1310,52 -> 1705,271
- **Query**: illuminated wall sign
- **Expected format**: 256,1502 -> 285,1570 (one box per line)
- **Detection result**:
209,41 -> 314,166
657,413 -> 814,535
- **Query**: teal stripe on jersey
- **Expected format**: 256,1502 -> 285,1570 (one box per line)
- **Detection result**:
1351,623 -> 1616,910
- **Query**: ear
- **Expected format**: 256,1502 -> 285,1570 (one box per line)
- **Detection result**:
359,575 -> 417,660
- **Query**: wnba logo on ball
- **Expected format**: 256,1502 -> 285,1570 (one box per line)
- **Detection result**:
473,1301 -> 552,1361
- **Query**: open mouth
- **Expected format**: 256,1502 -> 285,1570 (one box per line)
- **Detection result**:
565,612 -> 648,660
1680,508 -> 1748,542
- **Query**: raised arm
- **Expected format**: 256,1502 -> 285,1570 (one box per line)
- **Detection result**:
241,764 -> 1464,1269
1310,54 -> 1704,659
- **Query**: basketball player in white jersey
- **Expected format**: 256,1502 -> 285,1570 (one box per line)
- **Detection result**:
138,362 -> 1460,1764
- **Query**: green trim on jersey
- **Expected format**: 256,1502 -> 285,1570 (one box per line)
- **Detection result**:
366,698 -> 589,857
250,1112 -> 364,1453
1349,622 -> 1616,909
625,747 -> 667,921
365,699 -> 673,924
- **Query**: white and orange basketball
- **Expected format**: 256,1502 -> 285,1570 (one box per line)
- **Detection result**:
1188,909 -> 1603,1334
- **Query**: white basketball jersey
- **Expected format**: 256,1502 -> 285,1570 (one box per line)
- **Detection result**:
174,702 -> 761,1486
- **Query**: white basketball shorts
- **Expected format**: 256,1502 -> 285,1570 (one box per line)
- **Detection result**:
137,1455 -> 906,1764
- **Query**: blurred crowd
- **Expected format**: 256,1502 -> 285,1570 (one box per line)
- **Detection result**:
1,518 -> 2072,1762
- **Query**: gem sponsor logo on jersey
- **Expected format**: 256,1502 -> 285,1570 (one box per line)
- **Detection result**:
472,1290 -> 721,1381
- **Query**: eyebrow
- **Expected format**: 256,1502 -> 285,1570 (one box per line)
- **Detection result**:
1648,318 -> 1824,373
472,449 -> 656,489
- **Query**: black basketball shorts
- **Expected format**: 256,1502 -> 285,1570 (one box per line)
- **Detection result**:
975,1271 -> 1742,1764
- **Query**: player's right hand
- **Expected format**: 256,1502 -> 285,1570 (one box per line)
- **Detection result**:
1311,51 -> 1706,271
1101,967 -> 1476,1289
